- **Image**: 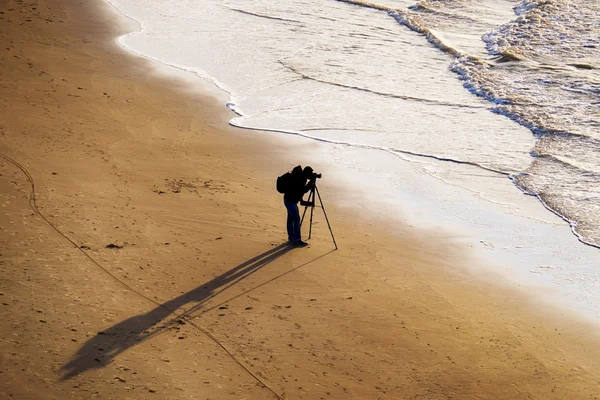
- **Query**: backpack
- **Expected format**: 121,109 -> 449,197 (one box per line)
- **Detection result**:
276,172 -> 292,194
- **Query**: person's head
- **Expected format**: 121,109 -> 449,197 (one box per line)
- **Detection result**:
302,166 -> 314,179
292,165 -> 303,175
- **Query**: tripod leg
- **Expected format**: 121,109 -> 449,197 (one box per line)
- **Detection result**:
300,198 -> 309,227
300,188 -> 313,227
315,186 -> 338,250
308,188 -> 315,239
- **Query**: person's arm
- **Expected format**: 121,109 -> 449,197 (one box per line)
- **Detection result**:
303,179 -> 314,194
299,180 -> 315,207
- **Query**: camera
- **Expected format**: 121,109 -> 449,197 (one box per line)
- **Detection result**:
310,172 -> 322,180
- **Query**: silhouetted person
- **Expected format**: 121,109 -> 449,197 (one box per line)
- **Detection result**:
282,165 -> 314,247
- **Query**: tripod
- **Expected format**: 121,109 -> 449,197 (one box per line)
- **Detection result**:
300,182 -> 338,250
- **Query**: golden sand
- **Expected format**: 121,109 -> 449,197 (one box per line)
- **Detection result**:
1,0 -> 599,398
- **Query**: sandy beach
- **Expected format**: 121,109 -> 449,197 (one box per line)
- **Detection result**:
1,0 -> 600,399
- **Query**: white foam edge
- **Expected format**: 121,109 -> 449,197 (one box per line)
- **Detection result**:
103,0 -> 246,117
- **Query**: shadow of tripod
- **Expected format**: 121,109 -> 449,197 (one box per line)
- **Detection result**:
300,181 -> 338,250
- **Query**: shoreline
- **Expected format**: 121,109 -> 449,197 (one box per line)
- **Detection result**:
1,0 -> 600,398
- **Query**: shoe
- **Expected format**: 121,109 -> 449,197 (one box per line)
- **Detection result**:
293,240 -> 308,247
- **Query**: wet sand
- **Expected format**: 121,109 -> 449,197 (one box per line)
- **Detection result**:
1,0 -> 599,398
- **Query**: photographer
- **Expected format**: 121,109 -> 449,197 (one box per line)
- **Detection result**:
282,165 -> 316,247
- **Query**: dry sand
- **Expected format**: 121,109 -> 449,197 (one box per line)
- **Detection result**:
1,0 -> 599,399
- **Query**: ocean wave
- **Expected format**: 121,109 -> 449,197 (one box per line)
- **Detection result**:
486,0 -> 600,64
310,0 -> 600,248
320,0 -> 600,250
226,7 -> 304,24
511,180 -> 600,249
409,1 -> 483,25
393,0 -> 600,248
512,157 -> 600,249
335,0 -> 468,58
277,59 -> 486,109
229,115 -> 511,177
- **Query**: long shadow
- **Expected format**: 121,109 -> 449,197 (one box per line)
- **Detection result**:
60,243 -> 294,380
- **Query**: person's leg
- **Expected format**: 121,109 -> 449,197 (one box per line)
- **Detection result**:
284,201 -> 299,241
285,201 -> 307,246
290,202 -> 301,242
